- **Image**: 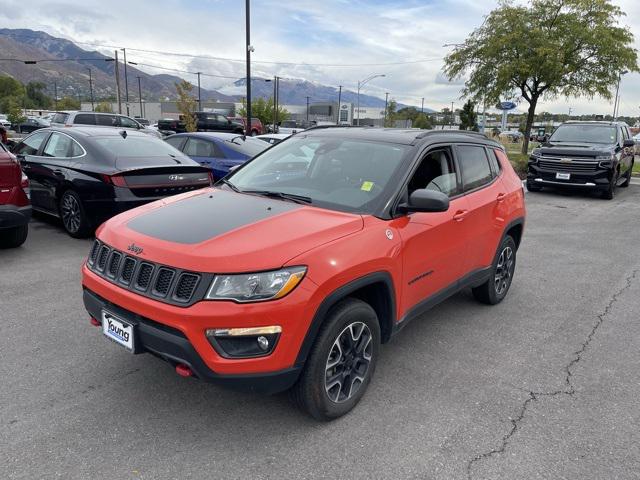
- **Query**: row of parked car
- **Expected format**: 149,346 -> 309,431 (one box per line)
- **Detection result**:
0,111 -> 296,247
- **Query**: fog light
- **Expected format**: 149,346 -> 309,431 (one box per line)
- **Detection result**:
205,326 -> 281,358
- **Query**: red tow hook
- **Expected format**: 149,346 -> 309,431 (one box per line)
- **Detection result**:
175,364 -> 193,377
90,317 -> 101,327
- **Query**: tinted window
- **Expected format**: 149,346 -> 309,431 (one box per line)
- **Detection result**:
184,138 -> 222,158
487,149 -> 502,177
549,124 -> 617,144
458,145 -> 493,192
52,113 -> 69,124
71,141 -> 84,157
165,136 -> 184,150
224,137 -> 268,157
14,131 -> 49,155
93,136 -> 185,157
408,148 -> 459,197
621,127 -> 630,140
74,114 -> 95,125
42,133 -> 73,158
120,116 -> 139,128
95,115 -> 118,127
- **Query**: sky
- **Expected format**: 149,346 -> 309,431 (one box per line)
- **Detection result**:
1,0 -> 639,116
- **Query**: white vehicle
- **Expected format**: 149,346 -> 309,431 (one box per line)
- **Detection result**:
50,111 -> 162,139
0,114 -> 11,129
256,133 -> 291,145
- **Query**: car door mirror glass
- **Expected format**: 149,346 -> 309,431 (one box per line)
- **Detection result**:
623,139 -> 635,148
402,189 -> 450,213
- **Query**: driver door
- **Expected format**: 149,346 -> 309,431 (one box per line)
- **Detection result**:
395,147 -> 471,314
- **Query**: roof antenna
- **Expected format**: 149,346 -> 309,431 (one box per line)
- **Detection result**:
119,130 -> 127,139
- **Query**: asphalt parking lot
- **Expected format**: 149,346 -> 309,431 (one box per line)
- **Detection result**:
2,183 -> 640,480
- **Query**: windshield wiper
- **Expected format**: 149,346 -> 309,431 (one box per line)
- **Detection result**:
219,178 -> 240,192
241,189 -> 313,204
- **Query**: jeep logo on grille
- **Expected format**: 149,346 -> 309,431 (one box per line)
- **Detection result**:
168,175 -> 184,181
127,243 -> 143,255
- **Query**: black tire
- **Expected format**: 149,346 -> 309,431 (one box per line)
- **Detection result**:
602,174 -> 616,200
290,298 -> 381,421
0,224 -> 28,248
59,190 -> 91,238
620,163 -> 632,188
472,236 -> 517,305
526,180 -> 542,192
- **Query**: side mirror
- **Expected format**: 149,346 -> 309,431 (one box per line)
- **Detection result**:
623,139 -> 635,148
400,189 -> 450,213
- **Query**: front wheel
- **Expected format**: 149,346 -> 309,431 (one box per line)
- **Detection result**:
59,190 -> 91,238
526,180 -> 542,192
602,174 -> 616,200
472,236 -> 517,305
620,163 -> 633,188
290,298 -> 381,421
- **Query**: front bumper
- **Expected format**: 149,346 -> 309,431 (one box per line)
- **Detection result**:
83,288 -> 301,394
527,163 -> 611,190
0,204 -> 31,230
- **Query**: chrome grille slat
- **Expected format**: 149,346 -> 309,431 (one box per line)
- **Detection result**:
538,159 -> 598,173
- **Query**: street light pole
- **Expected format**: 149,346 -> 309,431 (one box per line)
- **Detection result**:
356,73 -> 385,126
136,76 -> 143,118
336,85 -> 342,125
197,72 -> 202,111
306,96 -> 310,123
245,0 -> 252,134
114,50 -> 122,114
54,81 -> 58,111
613,70 -> 628,120
121,48 -> 130,115
272,75 -> 277,132
86,68 -> 94,111
384,92 -> 389,127
421,97 -> 424,113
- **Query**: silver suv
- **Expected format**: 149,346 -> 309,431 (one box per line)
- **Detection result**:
50,112 -> 162,138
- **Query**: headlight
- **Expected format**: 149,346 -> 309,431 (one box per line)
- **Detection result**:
205,267 -> 306,302
529,149 -> 542,164
596,155 -> 613,168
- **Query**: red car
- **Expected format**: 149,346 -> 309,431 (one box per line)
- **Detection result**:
82,127 -> 525,420
228,116 -> 264,136
0,142 -> 30,248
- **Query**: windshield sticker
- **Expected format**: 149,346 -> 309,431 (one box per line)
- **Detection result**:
361,181 -> 374,192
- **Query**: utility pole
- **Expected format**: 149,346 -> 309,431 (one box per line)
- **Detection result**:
421,97 -> 424,113
54,81 -> 58,111
121,48 -> 130,115
451,101 -> 454,128
336,85 -> 342,125
568,107 -> 572,119
613,71 -> 628,120
86,68 -> 94,111
384,92 -> 389,127
306,96 -> 310,123
245,0 -> 252,133
272,75 -> 278,132
197,72 -> 202,111
114,50 -> 122,114
136,76 -> 143,118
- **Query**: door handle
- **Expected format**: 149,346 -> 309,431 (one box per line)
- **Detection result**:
496,193 -> 506,202
453,210 -> 468,222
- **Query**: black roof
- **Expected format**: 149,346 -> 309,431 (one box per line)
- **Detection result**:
302,126 -> 499,147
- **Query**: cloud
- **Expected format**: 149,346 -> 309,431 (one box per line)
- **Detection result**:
0,0 -> 637,115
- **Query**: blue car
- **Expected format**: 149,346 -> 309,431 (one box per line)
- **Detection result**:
165,132 -> 269,179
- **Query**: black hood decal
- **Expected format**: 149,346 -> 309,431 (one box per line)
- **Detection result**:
127,190 -> 301,244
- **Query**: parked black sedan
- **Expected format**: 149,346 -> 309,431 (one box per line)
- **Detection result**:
12,127 -> 211,237
12,117 -> 49,134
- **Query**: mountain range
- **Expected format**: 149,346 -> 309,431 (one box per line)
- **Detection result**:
0,28 -> 409,109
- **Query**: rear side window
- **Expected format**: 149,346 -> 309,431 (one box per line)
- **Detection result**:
487,149 -> 502,177
14,131 -> 49,155
457,145 -> 493,192
52,113 -> 69,124
119,116 -> 139,128
165,136 -> 184,150
74,114 -> 95,125
42,132 -> 73,158
184,138 -> 223,158
96,115 -> 118,127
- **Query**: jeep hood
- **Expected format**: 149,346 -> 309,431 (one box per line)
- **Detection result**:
98,188 -> 364,272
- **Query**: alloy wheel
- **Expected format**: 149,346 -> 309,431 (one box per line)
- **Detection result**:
325,321 -> 373,403
61,193 -> 81,233
494,246 -> 514,295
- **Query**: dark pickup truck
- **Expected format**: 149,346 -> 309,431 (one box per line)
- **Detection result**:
158,113 -> 244,134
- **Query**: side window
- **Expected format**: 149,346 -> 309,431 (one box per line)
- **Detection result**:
165,136 -> 185,150
486,148 -> 502,177
14,131 -> 49,155
457,145 -> 494,192
621,127 -> 630,140
96,115 -> 118,127
407,148 -> 459,197
120,116 -> 138,128
42,133 -> 74,158
52,113 -> 69,124
74,114 -> 95,125
70,141 -> 84,157
184,138 -> 221,158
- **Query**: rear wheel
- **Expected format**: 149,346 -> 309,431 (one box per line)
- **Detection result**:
526,180 -> 542,192
59,190 -> 91,238
0,224 -> 28,248
472,236 -> 517,305
290,298 -> 380,421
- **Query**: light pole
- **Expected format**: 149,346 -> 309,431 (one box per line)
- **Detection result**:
114,50 -> 122,114
245,0 -> 252,133
272,76 -> 279,132
121,48 -> 130,115
54,81 -> 58,111
336,85 -> 342,125
613,70 -> 628,120
421,97 -> 424,113
197,72 -> 202,111
86,67 -> 94,111
136,76 -> 143,118
384,92 -> 389,127
357,73 -> 385,126
306,96 -> 310,123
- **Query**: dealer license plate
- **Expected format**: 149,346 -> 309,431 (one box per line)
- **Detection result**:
556,172 -> 571,180
102,310 -> 134,352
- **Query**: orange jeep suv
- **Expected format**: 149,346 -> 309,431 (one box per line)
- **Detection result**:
82,127 -> 526,420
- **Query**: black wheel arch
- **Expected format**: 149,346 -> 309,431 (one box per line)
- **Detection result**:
502,217 -> 525,250
295,271 -> 397,367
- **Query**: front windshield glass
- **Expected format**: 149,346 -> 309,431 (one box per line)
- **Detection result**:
228,135 -> 410,214
549,124 -> 617,144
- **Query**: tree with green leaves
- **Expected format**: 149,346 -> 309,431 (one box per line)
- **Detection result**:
0,76 -> 24,99
175,80 -> 197,132
94,102 -> 113,113
413,113 -> 433,130
25,82 -> 52,109
384,99 -> 397,127
444,0 -> 638,154
238,96 -> 290,127
56,96 -> 80,110
459,100 -> 478,131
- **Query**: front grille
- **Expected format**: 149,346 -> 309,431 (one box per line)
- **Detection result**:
174,273 -> 200,303
538,159 -> 598,173
135,263 -> 154,291
86,240 -> 207,307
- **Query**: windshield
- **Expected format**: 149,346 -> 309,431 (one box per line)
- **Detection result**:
228,135 -> 410,214
94,136 -> 186,157
549,124 -> 617,144
225,137 -> 269,157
